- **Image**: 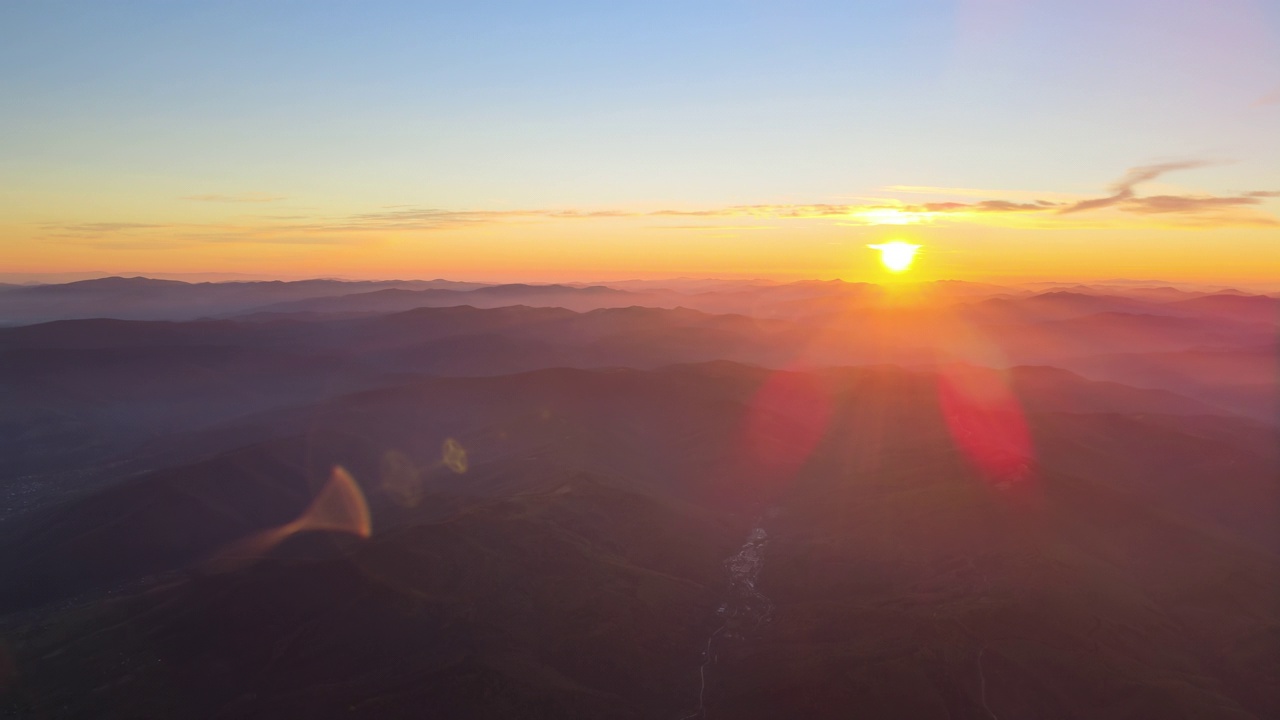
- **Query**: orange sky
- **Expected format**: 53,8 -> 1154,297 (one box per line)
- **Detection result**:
6,200 -> 1278,286
3,2 -> 1278,285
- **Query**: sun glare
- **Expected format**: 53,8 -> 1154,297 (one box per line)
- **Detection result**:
868,241 -> 921,272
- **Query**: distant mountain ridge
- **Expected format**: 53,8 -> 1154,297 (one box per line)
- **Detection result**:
1,276 -> 1277,718
7,274 -> 1278,328
0,276 -> 495,324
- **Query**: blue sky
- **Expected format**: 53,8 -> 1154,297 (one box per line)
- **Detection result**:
1,1 -> 1277,280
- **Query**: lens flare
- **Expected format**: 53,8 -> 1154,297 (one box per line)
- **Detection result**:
868,241 -> 921,272
206,465 -> 371,572
380,450 -> 423,507
442,437 -> 468,474
937,365 -> 1033,487
740,370 -> 835,480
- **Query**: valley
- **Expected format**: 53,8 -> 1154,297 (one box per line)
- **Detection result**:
0,277 -> 1276,718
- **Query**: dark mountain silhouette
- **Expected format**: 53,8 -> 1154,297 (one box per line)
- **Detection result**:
960,291 -> 1167,321
1,279 -> 1277,719
1166,293 -> 1280,324
249,284 -> 650,315
1057,346 -> 1279,422
986,311 -> 1274,362
0,277 -> 493,324
4,300 -> 1269,519
2,362 -> 1276,718
0,362 -> 1262,608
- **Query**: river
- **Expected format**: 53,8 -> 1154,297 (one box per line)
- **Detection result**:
679,520 -> 774,719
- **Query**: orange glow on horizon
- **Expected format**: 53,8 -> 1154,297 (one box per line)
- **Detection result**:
4,207 -> 1277,286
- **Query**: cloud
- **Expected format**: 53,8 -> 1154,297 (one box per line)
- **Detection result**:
1059,160 -> 1215,214
1025,160 -> 1278,226
327,207 -> 597,232
875,165 -> 1276,227
654,225 -> 778,231
1151,213 -> 1279,229
654,204 -> 873,219
200,234 -> 371,245
1252,86 -> 1280,107
42,162 -> 1280,248
881,185 -> 1080,202
1116,195 -> 1279,227
54,232 -> 373,249
50,237 -> 195,251
917,200 -> 1062,213
1112,160 -> 1217,191
42,218 -> 371,249
182,192 -> 287,203
1122,194 -> 1265,214
41,220 -> 176,239
548,210 -> 635,219
48,222 -> 170,234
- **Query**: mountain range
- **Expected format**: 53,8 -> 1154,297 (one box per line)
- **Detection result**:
0,276 -> 1275,718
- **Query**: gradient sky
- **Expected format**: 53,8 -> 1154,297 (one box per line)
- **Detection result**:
2,1 -> 1278,283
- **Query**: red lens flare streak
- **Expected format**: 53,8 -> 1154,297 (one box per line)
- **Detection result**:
739,369 -> 836,485
937,365 -> 1035,487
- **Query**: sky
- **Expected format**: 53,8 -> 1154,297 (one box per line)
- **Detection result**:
1,0 -> 1278,284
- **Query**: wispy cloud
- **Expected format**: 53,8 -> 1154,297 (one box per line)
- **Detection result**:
915,200 -> 1062,213
654,225 -> 779,231
41,162 -> 1280,248
1252,86 -> 1280,107
1059,161 -> 1215,214
200,234 -> 370,245
641,164 -> 1274,227
42,219 -> 372,249
49,222 -> 171,235
654,205 -> 852,219
881,185 -> 1080,202
182,192 -> 287,203
1124,195 -> 1270,214
1044,161 -> 1278,226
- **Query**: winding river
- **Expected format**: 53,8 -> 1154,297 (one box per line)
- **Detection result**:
680,521 -> 774,719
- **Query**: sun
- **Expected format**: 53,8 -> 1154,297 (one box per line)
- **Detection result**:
868,241 -> 920,273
